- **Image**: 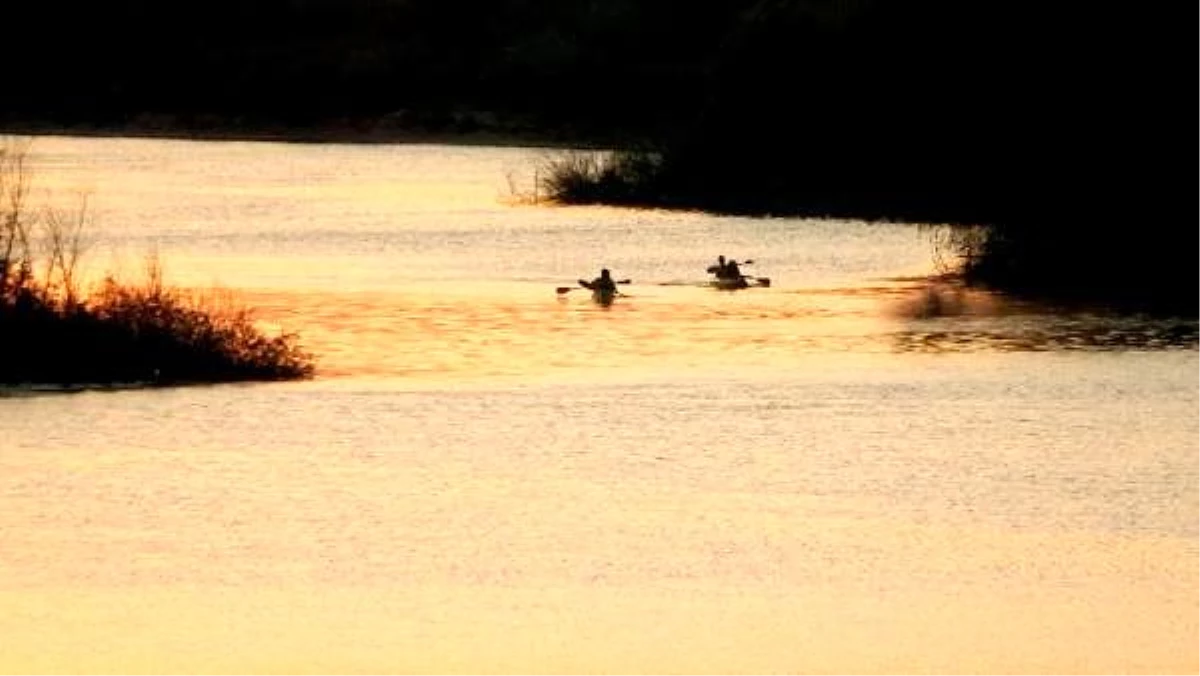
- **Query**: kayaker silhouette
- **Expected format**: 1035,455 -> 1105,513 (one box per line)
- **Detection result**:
707,255 -> 742,281
588,268 -> 617,293
722,258 -> 742,281
574,268 -> 619,305
559,268 -> 626,296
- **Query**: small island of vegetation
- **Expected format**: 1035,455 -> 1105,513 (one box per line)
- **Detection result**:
1,140 -> 314,389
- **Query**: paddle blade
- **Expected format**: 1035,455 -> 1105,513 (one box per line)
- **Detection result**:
555,286 -> 573,294
756,277 -> 771,287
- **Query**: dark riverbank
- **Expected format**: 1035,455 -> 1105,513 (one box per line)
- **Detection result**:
0,114 -> 626,150
8,0 -> 1189,316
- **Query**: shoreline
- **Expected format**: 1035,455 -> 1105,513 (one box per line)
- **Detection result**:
0,120 -> 629,151
7,124 -> 1193,318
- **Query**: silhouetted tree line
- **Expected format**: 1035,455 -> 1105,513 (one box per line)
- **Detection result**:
6,0 -> 748,140
653,1 -> 1182,226
5,0 -> 1193,311
6,1 -> 1184,199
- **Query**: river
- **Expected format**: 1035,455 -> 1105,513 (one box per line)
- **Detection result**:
1,135 -> 1196,674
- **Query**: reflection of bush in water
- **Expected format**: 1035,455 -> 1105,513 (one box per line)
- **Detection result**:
885,279 -> 1199,351
887,282 -> 1007,319
890,315 -> 1199,354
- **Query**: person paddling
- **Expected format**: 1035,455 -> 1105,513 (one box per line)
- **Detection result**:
722,258 -> 742,281
585,268 -> 618,294
708,255 -> 743,281
559,269 -> 626,296
575,268 -> 620,305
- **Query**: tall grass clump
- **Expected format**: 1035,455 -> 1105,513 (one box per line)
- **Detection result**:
534,149 -> 663,206
929,220 -> 1197,316
0,138 -> 314,387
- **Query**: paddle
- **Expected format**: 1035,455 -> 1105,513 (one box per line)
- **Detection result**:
706,260 -> 754,275
556,279 -> 631,294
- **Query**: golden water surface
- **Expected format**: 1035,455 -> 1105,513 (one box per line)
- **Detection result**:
0,137 -> 1195,674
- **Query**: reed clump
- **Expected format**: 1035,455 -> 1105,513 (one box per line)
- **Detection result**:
930,222 -> 1197,316
535,150 -> 663,206
1,287 -> 317,387
0,258 -> 315,388
0,138 -> 314,387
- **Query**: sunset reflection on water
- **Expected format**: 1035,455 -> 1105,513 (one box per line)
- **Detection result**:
239,280 -> 899,384
242,277 -> 1198,386
2,137 -> 1195,675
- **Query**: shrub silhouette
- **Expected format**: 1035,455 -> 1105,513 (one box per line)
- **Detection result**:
1,267 -> 314,387
1,139 -> 314,387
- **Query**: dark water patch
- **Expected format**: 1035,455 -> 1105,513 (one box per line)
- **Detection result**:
889,316 -> 1199,354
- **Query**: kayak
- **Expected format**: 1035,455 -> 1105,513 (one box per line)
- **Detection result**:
710,276 -> 750,290
709,276 -> 769,290
592,288 -> 617,305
